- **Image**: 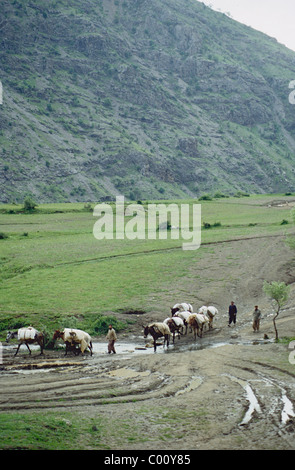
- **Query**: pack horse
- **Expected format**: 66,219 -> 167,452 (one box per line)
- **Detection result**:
6,327 -> 45,356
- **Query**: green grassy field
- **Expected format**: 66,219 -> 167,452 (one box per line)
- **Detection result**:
0,194 -> 294,339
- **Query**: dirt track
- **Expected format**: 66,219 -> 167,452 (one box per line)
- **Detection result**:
1,234 -> 295,450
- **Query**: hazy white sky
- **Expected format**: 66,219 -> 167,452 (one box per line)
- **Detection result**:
200,0 -> 295,51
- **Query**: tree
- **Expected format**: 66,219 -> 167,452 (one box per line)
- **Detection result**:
263,281 -> 290,340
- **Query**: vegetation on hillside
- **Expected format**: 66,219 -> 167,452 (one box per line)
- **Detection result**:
1,0 -> 295,203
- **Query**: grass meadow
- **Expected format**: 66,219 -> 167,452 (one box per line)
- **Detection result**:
0,194 -> 294,339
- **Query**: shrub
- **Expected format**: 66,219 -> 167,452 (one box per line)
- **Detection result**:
234,191 -> 250,198
213,192 -> 228,199
203,222 -> 211,229
198,194 -> 212,201
91,315 -> 126,335
23,196 -> 37,211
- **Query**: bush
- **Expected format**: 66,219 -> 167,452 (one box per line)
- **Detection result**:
213,192 -> 228,199
234,191 -> 250,198
198,194 -> 212,201
91,315 -> 126,335
0,317 -> 27,333
203,222 -> 211,229
23,196 -> 37,211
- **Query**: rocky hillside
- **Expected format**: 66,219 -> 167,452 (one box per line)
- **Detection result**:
1,0 -> 295,202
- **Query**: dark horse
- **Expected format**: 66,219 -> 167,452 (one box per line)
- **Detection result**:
143,324 -> 170,352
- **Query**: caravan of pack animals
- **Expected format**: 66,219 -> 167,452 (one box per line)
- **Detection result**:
5,303 -> 218,356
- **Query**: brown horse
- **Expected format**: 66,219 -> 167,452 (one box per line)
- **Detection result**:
166,318 -> 183,344
143,323 -> 170,352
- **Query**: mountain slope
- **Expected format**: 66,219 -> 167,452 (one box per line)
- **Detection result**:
1,0 -> 295,202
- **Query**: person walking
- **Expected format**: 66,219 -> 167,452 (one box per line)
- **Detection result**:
252,305 -> 261,332
228,301 -> 237,326
107,324 -> 117,354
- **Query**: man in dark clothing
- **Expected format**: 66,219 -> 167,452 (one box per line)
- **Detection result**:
228,301 -> 237,326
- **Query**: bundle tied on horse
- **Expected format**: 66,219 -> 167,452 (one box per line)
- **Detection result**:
198,306 -> 218,329
170,302 -> 193,316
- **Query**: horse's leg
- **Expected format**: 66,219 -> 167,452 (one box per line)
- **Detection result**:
25,342 -> 32,355
14,343 -> 21,356
64,341 -> 70,356
38,340 -> 44,355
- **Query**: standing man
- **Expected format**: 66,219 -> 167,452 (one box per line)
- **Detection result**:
228,301 -> 237,326
252,305 -> 261,332
107,324 -> 117,354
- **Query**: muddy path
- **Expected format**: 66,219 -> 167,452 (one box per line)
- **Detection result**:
1,235 -> 295,450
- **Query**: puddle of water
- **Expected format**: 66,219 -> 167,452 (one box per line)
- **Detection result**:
168,337 -> 274,355
241,384 -> 261,425
8,368 -> 56,375
281,394 -> 295,424
92,342 -> 159,355
3,341 -> 161,356
223,374 -> 261,425
256,373 -> 295,425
